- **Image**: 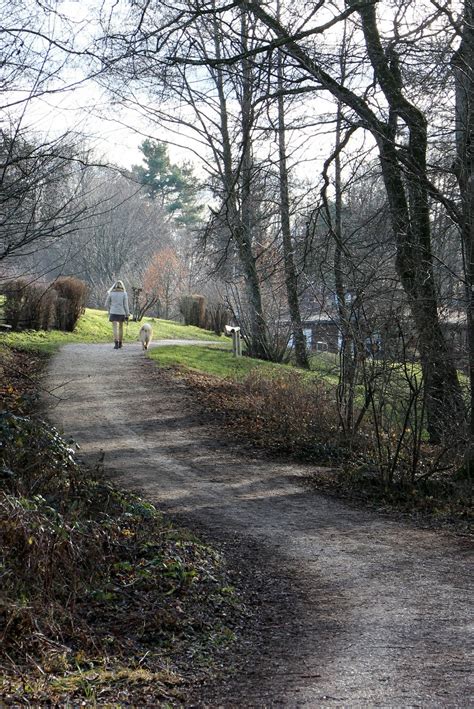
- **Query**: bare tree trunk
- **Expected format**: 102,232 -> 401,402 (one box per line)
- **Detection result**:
244,0 -> 464,441
212,6 -> 270,360
353,0 -> 465,443
276,3 -> 309,369
377,118 -> 463,442
333,102 -> 357,433
453,1 -> 474,473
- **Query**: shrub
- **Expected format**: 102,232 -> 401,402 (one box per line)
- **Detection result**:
0,412 -> 80,498
41,288 -> 58,330
205,301 -> 230,336
179,294 -> 229,333
240,370 -> 342,459
187,368 -> 344,462
54,295 -> 69,331
3,279 -> 57,331
52,277 -> 87,332
0,411 -> 242,698
3,279 -> 27,330
179,294 -> 207,328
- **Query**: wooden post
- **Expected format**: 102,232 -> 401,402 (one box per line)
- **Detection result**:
131,286 -> 143,321
231,327 -> 242,357
225,325 -> 242,357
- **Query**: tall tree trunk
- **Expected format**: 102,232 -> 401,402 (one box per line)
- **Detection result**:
377,121 -> 463,442
212,6 -> 270,360
240,10 -> 271,359
243,0 -> 464,441
453,1 -> 474,472
276,3 -> 309,369
352,0 -> 465,442
333,102 -> 357,433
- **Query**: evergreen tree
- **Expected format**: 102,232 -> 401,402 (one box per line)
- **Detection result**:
133,139 -> 203,227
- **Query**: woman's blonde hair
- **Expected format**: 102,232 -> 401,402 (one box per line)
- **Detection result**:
113,280 -> 125,291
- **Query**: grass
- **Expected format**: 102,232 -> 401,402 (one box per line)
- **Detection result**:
0,301 -> 370,391
1,308 -> 224,354
149,344 -> 284,379
149,343 -> 343,384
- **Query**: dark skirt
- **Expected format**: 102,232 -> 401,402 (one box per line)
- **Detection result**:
109,314 -> 126,322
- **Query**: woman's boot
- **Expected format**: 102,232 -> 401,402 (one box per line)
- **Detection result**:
118,340 -> 123,348
114,340 -> 119,349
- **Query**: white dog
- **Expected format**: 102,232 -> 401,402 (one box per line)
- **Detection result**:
139,322 -> 153,350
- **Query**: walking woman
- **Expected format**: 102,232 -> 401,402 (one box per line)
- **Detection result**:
105,280 -> 130,349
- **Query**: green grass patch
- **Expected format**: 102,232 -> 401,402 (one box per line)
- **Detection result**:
149,344 -> 344,387
149,318 -> 223,342
1,308 -> 223,354
149,344 -> 291,380
308,351 -> 341,385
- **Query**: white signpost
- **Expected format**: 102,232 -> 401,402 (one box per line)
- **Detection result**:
225,325 -> 242,357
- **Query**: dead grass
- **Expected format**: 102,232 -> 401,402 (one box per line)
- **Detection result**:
181,367 -> 347,463
174,366 -> 472,531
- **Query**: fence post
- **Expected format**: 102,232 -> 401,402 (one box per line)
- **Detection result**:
225,325 -> 242,357
131,286 -> 142,321
236,330 -> 242,356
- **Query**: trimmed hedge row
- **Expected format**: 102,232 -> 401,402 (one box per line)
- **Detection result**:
179,294 -> 229,335
3,277 -> 87,332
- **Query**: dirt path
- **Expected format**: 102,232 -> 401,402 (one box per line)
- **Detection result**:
44,343 -> 473,708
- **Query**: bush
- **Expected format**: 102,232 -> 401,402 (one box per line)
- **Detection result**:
54,295 -> 69,331
0,412 -> 79,498
3,279 -> 26,330
3,279 -> 57,331
0,411 -> 242,700
240,370 -> 342,459
52,277 -> 87,332
186,368 -> 344,462
3,277 -> 87,332
179,294 -> 229,334
205,301 -> 230,336
179,294 -> 207,328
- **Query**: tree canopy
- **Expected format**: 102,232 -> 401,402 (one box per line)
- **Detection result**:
132,139 -> 204,227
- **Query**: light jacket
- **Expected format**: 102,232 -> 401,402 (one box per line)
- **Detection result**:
105,289 -> 130,316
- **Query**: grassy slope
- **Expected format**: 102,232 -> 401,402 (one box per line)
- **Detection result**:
1,308 -> 224,354
149,344 -> 340,383
149,345 -> 282,379
1,304 -> 337,384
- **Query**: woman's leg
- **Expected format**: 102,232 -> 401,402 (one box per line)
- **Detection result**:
112,321 -> 119,346
118,321 -> 124,346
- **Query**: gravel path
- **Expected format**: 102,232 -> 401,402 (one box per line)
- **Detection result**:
43,342 -> 473,708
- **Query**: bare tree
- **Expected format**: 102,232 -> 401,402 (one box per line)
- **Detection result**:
274,0 -> 310,369
42,168 -> 173,304
0,1 -> 109,276
239,0 -> 465,443
0,130 -> 94,266
99,0 -> 277,358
